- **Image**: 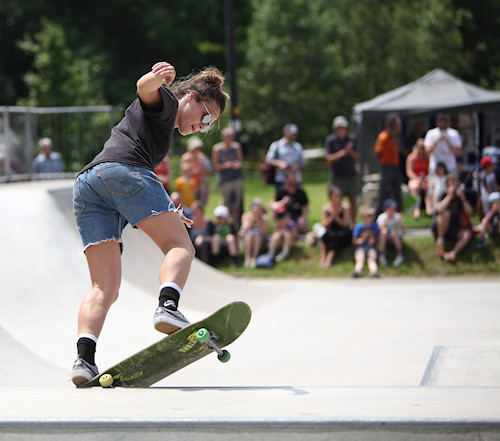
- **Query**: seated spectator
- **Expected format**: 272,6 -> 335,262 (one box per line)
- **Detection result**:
406,138 -> 431,218
352,205 -> 380,278
318,185 -> 352,268
428,162 -> 448,213
175,163 -> 197,209
188,201 -> 215,265
270,169 -> 309,234
239,198 -> 269,268
268,205 -> 298,262
376,198 -> 405,267
32,137 -> 64,175
154,155 -> 172,192
432,174 -> 473,263
212,205 -> 239,267
474,191 -> 500,249
478,156 -> 498,219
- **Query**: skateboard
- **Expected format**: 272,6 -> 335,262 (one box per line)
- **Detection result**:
78,301 -> 251,388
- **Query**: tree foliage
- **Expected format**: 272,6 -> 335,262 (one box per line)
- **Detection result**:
17,18 -> 105,106
239,0 -> 469,151
1,0 -> 500,154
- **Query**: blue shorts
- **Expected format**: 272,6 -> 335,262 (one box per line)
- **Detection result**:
73,162 -> 175,251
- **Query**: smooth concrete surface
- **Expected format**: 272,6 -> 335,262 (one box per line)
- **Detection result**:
422,346 -> 500,387
1,180 -> 500,440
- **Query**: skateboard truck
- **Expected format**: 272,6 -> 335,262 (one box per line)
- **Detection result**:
196,328 -> 231,362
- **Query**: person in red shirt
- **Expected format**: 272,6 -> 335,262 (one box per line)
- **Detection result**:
374,113 -> 402,215
406,138 -> 431,218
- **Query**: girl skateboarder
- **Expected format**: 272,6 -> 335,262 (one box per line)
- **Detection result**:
71,61 -> 228,386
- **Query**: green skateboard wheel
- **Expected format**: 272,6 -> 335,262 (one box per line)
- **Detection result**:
99,373 -> 113,388
196,328 -> 211,343
218,350 -> 231,363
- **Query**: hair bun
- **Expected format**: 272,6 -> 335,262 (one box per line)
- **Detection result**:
199,66 -> 225,89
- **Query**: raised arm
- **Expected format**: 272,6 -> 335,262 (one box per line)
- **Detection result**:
136,62 -> 176,111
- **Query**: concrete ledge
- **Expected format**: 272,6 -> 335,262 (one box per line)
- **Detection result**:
1,387 -> 500,440
2,419 -> 500,441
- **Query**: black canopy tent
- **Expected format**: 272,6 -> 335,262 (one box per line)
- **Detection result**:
352,69 -> 500,174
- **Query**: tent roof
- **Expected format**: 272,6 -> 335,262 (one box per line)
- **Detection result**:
353,68 -> 500,118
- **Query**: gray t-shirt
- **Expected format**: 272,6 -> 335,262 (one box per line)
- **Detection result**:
81,86 -> 178,173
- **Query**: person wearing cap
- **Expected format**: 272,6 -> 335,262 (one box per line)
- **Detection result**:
211,205 -> 239,267
478,156 -> 498,218
351,204 -> 381,278
265,123 -> 306,196
325,115 -> 360,224
212,127 -> 244,230
424,113 -> 462,177
180,136 -> 211,206
376,198 -> 405,267
239,198 -> 269,268
374,112 -> 403,216
474,191 -> 500,249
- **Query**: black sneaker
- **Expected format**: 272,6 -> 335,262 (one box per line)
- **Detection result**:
153,306 -> 190,335
71,358 -> 99,386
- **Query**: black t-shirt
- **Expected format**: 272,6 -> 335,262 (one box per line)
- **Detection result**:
324,133 -> 357,178
81,86 -> 178,173
276,187 -> 309,219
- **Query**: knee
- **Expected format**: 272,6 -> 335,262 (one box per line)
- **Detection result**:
91,283 -> 119,308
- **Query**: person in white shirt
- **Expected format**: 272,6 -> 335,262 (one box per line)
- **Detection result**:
376,198 -> 405,267
424,113 -> 462,176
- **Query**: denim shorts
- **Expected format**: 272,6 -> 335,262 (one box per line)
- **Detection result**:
73,162 -> 175,251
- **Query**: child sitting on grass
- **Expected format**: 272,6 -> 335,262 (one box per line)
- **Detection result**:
351,205 -> 380,278
376,198 -> 405,267
212,205 -> 239,267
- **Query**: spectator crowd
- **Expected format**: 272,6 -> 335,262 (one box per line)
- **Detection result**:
11,113 -> 499,274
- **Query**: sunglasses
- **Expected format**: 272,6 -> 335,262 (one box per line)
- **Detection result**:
200,100 -> 213,133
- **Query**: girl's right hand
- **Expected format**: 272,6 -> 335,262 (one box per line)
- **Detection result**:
151,62 -> 176,86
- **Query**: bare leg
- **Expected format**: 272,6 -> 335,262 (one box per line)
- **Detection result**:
78,240 -> 122,338
451,229 -> 472,256
137,211 -> 195,289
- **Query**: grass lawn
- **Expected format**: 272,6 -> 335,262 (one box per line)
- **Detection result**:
172,157 -> 499,278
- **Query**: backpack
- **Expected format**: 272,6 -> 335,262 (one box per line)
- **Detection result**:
255,253 -> 275,268
261,161 -> 276,185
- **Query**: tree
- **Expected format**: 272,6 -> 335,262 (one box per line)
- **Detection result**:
17,18 -> 105,106
238,0 -> 468,152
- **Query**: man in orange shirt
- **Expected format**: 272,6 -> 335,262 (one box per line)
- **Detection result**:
374,113 -> 402,215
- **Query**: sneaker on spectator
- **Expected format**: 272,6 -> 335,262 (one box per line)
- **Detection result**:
369,270 -> 381,278
436,242 -> 445,257
351,270 -> 363,278
378,254 -> 388,267
443,252 -> 456,264
475,239 -> 487,250
393,254 -> 404,267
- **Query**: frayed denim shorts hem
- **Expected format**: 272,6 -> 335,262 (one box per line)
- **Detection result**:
73,162 -> 175,252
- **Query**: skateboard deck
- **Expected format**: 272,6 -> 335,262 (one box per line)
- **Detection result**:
78,301 -> 251,388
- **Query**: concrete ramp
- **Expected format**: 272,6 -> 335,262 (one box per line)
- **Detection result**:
421,346 -> 500,387
2,180 -> 500,440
